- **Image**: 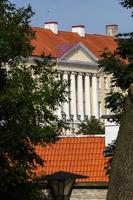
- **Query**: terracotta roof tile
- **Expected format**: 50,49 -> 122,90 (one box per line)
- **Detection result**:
31,27 -> 117,59
36,136 -> 108,183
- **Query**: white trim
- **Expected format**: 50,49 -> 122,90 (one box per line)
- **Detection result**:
59,134 -> 105,138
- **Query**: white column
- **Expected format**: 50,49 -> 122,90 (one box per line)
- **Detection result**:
92,74 -> 99,119
84,73 -> 91,119
56,72 -> 62,119
62,71 -> 70,120
77,72 -> 84,121
70,72 -> 77,121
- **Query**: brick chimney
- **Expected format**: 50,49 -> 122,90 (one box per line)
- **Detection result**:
106,24 -> 118,37
72,25 -> 85,37
44,21 -> 58,34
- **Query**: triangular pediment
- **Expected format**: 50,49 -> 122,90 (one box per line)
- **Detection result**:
60,43 -> 98,64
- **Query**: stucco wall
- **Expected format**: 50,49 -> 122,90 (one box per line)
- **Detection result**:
67,49 -> 92,62
71,188 -> 107,200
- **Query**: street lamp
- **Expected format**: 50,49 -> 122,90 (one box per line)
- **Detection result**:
45,171 -> 88,200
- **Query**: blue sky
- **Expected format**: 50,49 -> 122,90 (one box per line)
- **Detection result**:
11,0 -> 133,34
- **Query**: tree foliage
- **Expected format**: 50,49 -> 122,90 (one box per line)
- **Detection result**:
99,0 -> 133,122
99,17 -> 133,122
0,0 -> 35,63
103,140 -> 116,177
105,91 -> 126,122
77,116 -> 104,135
101,0 -> 133,199
120,0 -> 133,10
0,1 -> 67,199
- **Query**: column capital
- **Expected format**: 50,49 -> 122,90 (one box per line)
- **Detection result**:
71,71 -> 77,75
63,70 -> 70,75
57,70 -> 62,75
85,72 -> 91,76
92,73 -> 99,78
77,72 -> 83,76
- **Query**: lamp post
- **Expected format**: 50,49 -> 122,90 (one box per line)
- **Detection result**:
46,171 -> 88,200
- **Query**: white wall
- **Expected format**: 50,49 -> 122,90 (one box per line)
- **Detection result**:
105,118 -> 119,146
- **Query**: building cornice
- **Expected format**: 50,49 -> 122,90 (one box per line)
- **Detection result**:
58,59 -> 98,67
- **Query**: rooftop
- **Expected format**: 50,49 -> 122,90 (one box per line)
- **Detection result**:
36,136 -> 108,184
31,27 -> 117,59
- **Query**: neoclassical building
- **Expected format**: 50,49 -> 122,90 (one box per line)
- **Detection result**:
30,22 -> 117,131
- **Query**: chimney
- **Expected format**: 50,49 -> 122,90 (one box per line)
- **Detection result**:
44,21 -> 58,34
106,24 -> 118,37
72,25 -> 85,37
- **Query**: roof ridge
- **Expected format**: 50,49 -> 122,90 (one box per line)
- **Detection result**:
59,135 -> 105,138
32,27 -> 107,37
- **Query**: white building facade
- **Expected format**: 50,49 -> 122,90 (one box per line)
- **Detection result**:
56,44 -> 112,127
31,22 -> 118,133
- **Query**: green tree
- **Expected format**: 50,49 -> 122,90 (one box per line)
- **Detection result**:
77,116 -> 104,135
103,140 -> 116,177
106,84 -> 133,200
0,1 -> 67,199
100,0 -> 133,199
99,1 -> 133,122
120,0 -> 133,11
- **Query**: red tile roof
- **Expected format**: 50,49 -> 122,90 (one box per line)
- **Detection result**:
36,136 -> 108,183
31,27 -> 117,59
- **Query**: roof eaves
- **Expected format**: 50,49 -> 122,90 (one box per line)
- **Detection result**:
58,135 -> 105,138
74,181 -> 108,187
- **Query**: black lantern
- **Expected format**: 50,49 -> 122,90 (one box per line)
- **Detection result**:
77,115 -> 81,121
70,114 -> 74,122
62,111 -> 66,121
46,171 -> 88,200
